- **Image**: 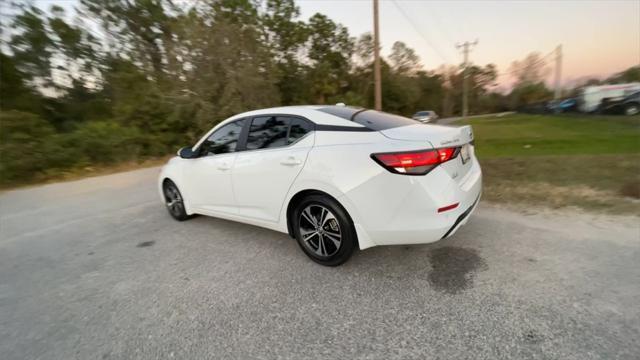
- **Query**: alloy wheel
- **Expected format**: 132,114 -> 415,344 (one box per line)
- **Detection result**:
164,183 -> 184,217
298,204 -> 342,257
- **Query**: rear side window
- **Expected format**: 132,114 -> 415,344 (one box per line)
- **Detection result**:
246,116 -> 288,150
288,118 -> 313,144
200,119 -> 245,156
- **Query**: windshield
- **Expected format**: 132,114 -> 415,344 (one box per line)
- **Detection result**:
415,111 -> 430,116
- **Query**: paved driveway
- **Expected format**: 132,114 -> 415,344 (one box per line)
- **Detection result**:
1,167 -> 638,359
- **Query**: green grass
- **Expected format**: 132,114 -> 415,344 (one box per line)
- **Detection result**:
456,114 -> 640,214
466,114 -> 640,157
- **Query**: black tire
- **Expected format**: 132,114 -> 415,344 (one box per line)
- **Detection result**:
625,103 -> 640,116
292,194 -> 357,266
162,179 -> 191,221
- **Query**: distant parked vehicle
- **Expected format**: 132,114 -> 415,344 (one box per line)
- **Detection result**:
602,90 -> 640,116
547,98 -> 577,113
578,83 -> 640,113
621,91 -> 640,116
412,110 -> 439,123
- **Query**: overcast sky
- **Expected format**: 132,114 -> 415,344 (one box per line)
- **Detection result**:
27,0 -> 640,87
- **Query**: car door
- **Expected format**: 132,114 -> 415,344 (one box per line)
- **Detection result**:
183,119 -> 246,215
232,116 -> 314,222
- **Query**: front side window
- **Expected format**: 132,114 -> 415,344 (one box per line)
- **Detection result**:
200,119 -> 245,156
246,116 -> 289,150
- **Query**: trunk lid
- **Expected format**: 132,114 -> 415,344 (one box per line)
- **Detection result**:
379,123 -> 474,147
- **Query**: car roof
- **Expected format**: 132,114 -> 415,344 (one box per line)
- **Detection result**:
222,105 -> 368,128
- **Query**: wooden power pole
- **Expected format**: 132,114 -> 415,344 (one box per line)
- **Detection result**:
456,40 -> 477,118
554,44 -> 563,101
373,0 -> 382,111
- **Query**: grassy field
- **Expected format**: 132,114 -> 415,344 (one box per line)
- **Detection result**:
456,114 -> 640,214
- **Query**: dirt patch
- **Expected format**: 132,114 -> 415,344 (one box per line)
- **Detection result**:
620,181 -> 640,199
484,180 -> 640,215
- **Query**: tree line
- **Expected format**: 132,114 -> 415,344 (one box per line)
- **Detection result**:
0,0 -> 638,185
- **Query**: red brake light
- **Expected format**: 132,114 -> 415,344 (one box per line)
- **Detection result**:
374,151 -> 440,168
371,147 -> 459,175
437,147 -> 456,162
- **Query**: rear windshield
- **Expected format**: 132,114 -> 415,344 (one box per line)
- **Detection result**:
415,111 -> 430,116
317,106 -> 363,120
318,107 -> 416,131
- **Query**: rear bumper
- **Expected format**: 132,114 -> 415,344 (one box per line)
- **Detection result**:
340,155 -> 482,249
440,192 -> 481,240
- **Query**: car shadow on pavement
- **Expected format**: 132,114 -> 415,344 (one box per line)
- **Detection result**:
190,215 -> 488,295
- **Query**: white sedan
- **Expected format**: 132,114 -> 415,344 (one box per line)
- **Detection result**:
159,106 -> 482,266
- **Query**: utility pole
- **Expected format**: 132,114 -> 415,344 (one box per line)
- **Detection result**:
373,0 -> 382,111
554,44 -> 563,101
456,40 -> 477,118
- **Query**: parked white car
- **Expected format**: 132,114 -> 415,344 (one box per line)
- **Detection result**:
159,106 -> 482,266
412,110 -> 439,123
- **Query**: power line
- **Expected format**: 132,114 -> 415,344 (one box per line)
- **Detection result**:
390,0 -> 452,64
421,2 -> 456,48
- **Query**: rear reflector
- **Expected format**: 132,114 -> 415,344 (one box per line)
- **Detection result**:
438,203 -> 459,213
371,147 -> 459,175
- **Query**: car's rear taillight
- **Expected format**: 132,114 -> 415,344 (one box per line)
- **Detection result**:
371,147 -> 459,175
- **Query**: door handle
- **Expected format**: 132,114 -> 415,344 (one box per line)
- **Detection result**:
280,157 -> 302,166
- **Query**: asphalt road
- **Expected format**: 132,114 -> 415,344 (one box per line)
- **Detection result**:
1,167 -> 639,360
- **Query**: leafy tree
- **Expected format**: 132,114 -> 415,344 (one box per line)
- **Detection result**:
509,52 -> 551,86
80,0 -> 180,81
8,6 -> 54,89
0,53 -> 41,112
606,66 -> 640,83
261,0 -> 309,105
509,82 -> 552,108
389,41 -> 420,75
306,13 -> 354,103
354,32 -> 374,67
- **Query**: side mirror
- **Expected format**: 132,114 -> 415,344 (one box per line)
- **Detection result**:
178,146 -> 197,159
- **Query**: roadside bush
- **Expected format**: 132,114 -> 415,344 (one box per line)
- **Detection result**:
0,112 -> 148,185
0,111 -> 69,184
65,121 -> 143,165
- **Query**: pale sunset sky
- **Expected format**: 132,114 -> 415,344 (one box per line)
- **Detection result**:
29,0 -> 640,87
297,0 -> 640,87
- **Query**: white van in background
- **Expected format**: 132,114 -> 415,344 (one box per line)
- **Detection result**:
578,83 -> 640,112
